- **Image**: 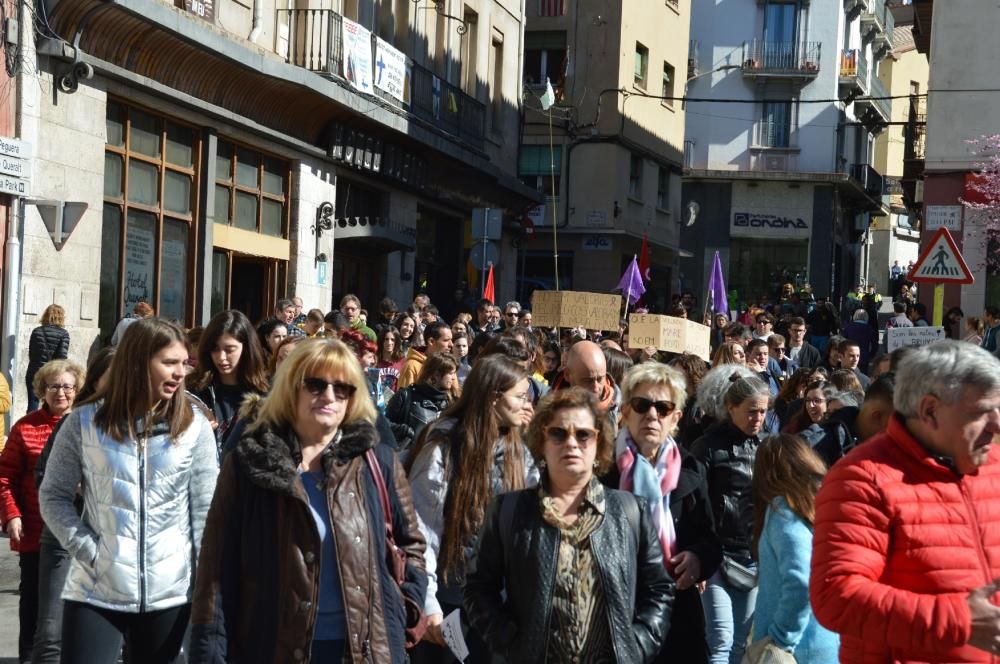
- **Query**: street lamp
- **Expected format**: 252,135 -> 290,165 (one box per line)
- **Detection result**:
682,64 -> 741,109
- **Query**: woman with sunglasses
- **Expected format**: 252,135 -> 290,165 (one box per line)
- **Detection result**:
690,373 -> 772,664
406,354 -> 537,662
0,359 -> 84,662
191,338 -> 428,663
465,387 -> 674,663
603,363 -> 721,663
39,318 -> 218,663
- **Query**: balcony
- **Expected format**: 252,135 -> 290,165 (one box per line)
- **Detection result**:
851,164 -> 886,199
838,49 -> 869,94
750,121 -> 800,172
855,73 -> 891,129
741,40 -> 821,81
277,8 -> 485,150
861,0 -> 895,49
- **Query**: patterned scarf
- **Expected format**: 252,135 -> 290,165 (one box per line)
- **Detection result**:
615,428 -> 682,562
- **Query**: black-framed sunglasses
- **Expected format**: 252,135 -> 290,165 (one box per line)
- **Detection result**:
303,377 -> 357,401
629,397 -> 677,418
545,425 -> 598,444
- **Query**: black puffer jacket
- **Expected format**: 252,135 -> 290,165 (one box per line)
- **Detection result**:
384,383 -> 450,450
689,421 -> 759,560
464,486 -> 674,664
26,324 -> 70,379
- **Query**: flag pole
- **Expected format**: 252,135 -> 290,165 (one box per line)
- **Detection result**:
548,99 -> 560,291
624,254 -> 636,320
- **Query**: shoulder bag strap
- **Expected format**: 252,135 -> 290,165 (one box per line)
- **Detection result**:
364,448 -> 393,534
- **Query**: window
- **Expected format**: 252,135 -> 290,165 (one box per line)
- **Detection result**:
662,62 -> 675,106
634,42 -> 649,89
519,145 -> 562,199
629,153 -> 643,199
460,7 -> 479,95
101,101 -> 198,337
524,31 -> 567,87
490,30 -> 505,132
760,101 -> 792,147
764,1 -> 797,44
657,166 -> 669,210
214,140 -> 290,238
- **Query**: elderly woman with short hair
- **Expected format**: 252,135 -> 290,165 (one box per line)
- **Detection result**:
605,363 -> 722,663
465,387 -> 675,663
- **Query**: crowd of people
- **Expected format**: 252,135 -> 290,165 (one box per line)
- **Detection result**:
0,288 -> 999,664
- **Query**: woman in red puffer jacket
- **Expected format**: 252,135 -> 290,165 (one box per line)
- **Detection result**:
0,359 -> 83,663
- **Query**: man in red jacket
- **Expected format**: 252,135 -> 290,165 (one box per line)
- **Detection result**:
811,340 -> 1000,663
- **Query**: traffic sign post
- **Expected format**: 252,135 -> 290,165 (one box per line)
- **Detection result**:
906,227 -> 974,326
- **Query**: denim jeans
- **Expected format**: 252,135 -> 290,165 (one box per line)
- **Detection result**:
702,570 -> 758,664
32,527 -> 71,664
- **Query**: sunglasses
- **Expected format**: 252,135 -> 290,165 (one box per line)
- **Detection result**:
303,377 -> 357,401
545,425 -> 598,444
629,397 -> 677,417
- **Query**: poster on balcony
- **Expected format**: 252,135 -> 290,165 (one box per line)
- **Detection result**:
342,18 -> 374,95
375,37 -> 408,104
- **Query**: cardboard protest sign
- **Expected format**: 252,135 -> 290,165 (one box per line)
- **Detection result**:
628,314 -> 712,361
531,291 -> 622,331
886,326 -> 945,352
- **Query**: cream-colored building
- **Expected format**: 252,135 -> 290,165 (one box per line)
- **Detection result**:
866,5 -> 928,295
517,0 -> 689,310
2,0 -> 538,417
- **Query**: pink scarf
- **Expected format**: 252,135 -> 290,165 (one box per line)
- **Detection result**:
616,429 -> 682,565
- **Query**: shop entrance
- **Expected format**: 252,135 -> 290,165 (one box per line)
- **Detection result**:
730,238 -> 809,303
231,257 -> 268,323
210,249 -> 286,324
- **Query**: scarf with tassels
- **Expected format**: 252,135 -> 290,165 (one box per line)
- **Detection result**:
615,428 -> 682,563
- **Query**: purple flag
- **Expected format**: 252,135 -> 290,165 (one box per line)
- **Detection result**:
616,255 -> 646,305
707,251 -> 729,316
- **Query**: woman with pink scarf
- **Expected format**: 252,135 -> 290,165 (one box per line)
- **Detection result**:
605,363 -> 723,663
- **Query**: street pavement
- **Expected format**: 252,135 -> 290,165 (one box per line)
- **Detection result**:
0,536 -> 20,662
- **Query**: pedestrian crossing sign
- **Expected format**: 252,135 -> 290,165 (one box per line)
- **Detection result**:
907,227 -> 975,284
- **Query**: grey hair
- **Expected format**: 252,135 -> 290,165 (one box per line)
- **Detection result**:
696,364 -> 757,420
827,388 -> 862,409
504,301 -> 521,313
722,374 -> 771,414
894,340 -> 1000,418
852,309 -> 868,323
620,362 -> 690,414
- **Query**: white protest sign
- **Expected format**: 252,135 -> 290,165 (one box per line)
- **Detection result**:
342,18 -> 374,94
375,37 -> 408,103
441,609 -> 469,662
886,326 -> 945,352
627,314 -> 712,361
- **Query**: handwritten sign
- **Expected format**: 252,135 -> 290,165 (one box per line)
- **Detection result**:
531,291 -> 622,331
628,314 -> 712,361
441,609 -> 469,662
886,326 -> 945,352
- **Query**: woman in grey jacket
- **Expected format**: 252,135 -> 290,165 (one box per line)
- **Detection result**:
39,318 -> 218,664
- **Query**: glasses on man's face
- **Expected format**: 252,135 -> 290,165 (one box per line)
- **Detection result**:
303,377 -> 357,401
629,396 -> 676,418
771,346 -> 786,354
46,384 -> 76,394
545,425 -> 597,445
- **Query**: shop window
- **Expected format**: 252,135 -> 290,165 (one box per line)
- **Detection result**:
101,100 -> 198,338
214,140 -> 290,238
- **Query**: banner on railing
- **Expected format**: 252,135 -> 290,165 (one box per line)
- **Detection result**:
343,18 -> 374,94
375,37 -> 408,104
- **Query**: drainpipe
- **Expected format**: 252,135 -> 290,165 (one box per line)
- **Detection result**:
248,0 -> 263,43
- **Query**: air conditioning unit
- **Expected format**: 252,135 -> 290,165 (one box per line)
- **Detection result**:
763,154 -> 788,171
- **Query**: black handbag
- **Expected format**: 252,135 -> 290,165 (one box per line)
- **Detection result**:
720,556 -> 758,592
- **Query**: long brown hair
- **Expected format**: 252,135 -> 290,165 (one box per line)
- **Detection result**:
194,310 -> 269,393
94,318 -> 194,442
407,354 -> 528,582
751,433 -> 826,559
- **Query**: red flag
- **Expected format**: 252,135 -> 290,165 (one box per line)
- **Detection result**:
483,263 -> 495,303
638,235 -> 651,281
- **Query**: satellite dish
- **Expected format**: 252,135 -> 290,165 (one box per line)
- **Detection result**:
685,201 -> 700,227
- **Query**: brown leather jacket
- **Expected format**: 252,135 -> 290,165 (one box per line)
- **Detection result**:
190,420 -> 427,663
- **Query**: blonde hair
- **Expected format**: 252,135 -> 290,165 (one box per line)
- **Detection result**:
256,338 -> 376,430
620,362 -> 689,413
41,304 -> 65,327
33,359 -> 85,400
